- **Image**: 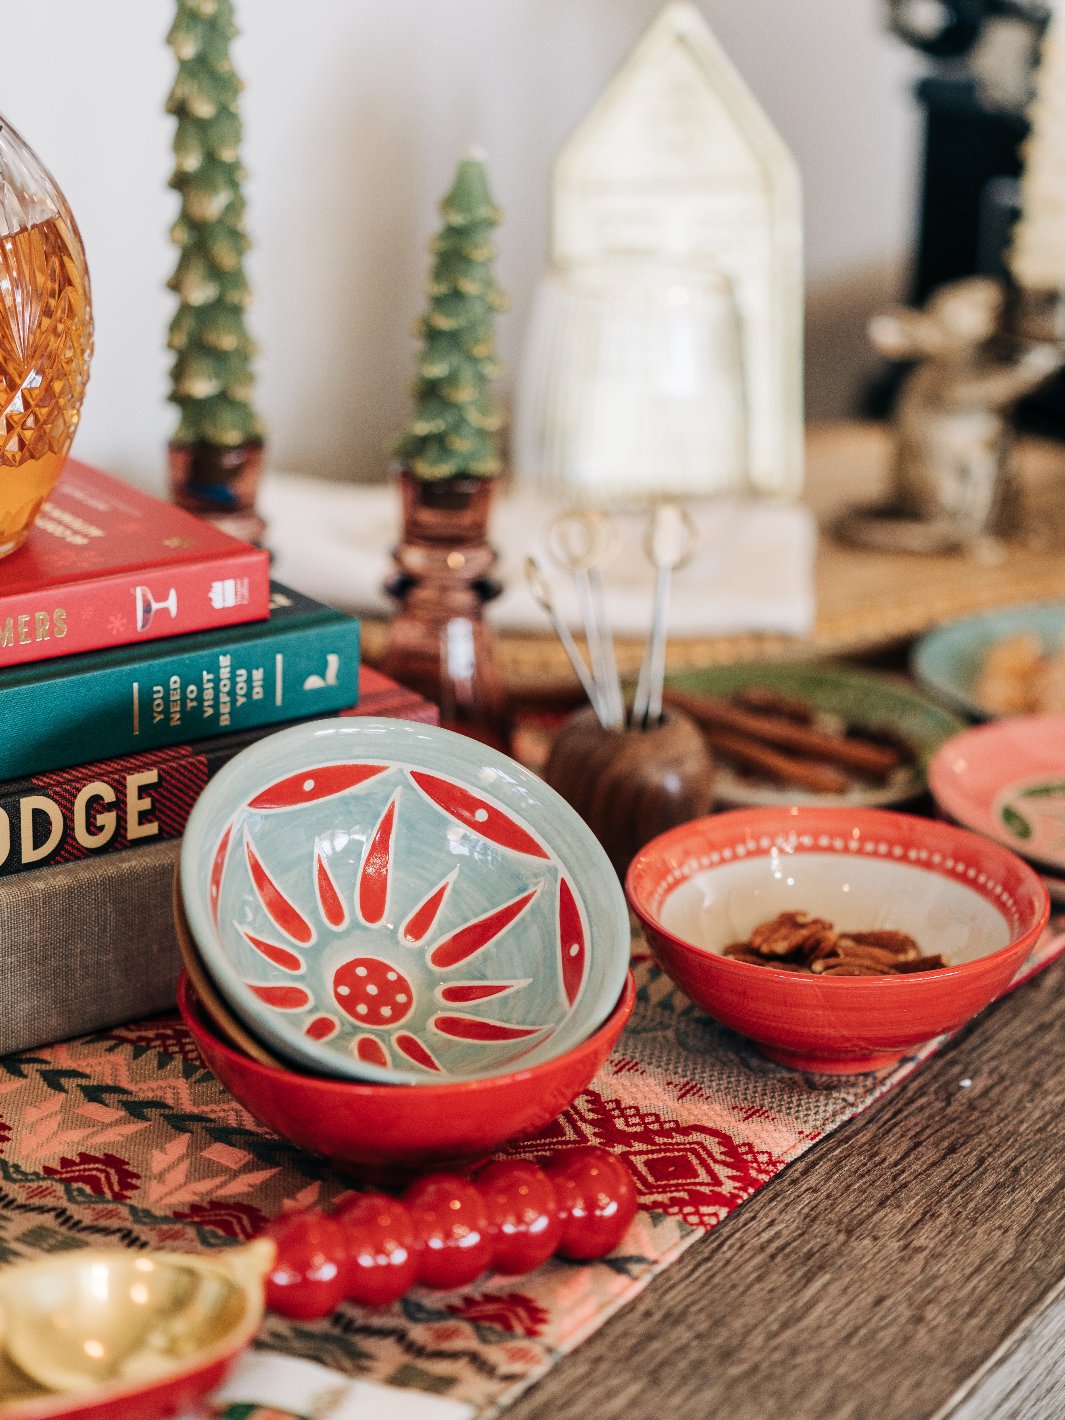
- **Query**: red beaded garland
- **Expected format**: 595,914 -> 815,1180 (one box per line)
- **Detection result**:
262,1146 -> 636,1318
262,1210 -> 349,1319
476,1159 -> 562,1275
403,1174 -> 494,1290
332,1191 -> 420,1307
547,1147 -> 638,1261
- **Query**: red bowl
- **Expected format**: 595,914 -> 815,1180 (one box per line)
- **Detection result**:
0,1351 -> 242,1420
626,807 -> 1049,1073
179,969 -> 635,1181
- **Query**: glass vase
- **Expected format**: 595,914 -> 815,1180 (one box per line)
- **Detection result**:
0,115 -> 93,559
514,259 -> 748,503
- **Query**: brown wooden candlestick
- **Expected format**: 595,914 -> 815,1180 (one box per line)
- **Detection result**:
168,440 -> 266,546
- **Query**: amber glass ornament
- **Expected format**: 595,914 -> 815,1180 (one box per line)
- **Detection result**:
382,470 -> 511,752
0,116 -> 93,559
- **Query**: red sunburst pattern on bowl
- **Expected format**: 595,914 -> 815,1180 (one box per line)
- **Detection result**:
208,762 -> 589,1077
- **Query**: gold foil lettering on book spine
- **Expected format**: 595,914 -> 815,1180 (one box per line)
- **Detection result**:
126,771 -> 159,841
74,782 -> 117,849
33,515 -> 88,546
0,773 -> 162,867
37,503 -> 104,540
20,797 -> 63,863
218,655 -> 232,726
0,778 -> 164,863
0,609 -> 65,650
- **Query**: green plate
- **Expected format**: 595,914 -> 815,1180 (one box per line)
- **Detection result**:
666,662 -> 966,808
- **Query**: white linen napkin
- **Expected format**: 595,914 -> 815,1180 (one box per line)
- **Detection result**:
261,473 -> 816,640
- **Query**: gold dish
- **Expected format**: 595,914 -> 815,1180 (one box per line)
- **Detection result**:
0,1240 -> 273,1418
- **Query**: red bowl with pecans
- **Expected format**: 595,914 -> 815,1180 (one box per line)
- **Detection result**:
178,969 -> 635,1182
626,807 -> 1049,1073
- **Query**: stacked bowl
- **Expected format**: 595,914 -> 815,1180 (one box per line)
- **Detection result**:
176,718 -> 634,1178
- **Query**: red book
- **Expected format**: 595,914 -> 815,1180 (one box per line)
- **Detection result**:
0,459 -> 271,668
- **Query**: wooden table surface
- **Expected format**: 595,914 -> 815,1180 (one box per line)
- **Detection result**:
508,954 -> 1065,1420
498,439 -> 1065,1420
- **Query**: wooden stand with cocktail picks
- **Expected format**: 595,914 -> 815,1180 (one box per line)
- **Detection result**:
531,503 -> 714,878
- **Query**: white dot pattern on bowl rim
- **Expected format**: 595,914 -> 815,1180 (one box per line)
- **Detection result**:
648,830 -> 1019,923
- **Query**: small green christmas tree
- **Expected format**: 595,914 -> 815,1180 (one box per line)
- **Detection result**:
396,154 -> 506,480
166,0 -> 262,451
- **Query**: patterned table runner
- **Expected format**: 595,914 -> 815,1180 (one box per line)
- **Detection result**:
1,926 -> 1061,1419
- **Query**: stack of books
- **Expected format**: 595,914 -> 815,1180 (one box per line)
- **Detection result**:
0,462 -> 435,1054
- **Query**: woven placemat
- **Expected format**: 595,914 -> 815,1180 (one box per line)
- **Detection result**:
0,922 -> 1061,1419
360,423 -> 1065,690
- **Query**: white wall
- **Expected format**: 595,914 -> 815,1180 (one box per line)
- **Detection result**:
2,1 -> 920,491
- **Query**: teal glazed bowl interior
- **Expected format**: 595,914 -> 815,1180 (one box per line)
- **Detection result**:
912,602 -> 1065,719
180,718 -> 630,1085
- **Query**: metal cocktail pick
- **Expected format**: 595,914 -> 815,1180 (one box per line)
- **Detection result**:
524,556 -> 606,721
546,509 -> 624,730
631,503 -> 699,730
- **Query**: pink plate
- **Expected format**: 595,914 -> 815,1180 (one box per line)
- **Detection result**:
929,715 -> 1065,873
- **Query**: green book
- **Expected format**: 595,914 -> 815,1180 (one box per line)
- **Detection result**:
0,583 -> 360,779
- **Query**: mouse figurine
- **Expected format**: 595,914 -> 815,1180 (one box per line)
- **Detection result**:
864,277 -> 1063,544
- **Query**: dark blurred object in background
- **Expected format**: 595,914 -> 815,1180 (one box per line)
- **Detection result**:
874,1 -> 1065,433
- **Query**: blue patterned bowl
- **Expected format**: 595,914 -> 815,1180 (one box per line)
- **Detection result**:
179,718 -> 630,1085
912,602 -> 1065,720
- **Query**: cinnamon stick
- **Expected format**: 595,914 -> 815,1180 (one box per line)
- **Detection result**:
733,686 -> 815,723
664,689 -> 903,779
701,727 -> 851,795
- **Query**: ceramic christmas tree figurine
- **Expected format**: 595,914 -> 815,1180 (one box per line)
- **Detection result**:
383,154 -> 511,750
394,154 -> 505,481
165,0 -> 265,543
